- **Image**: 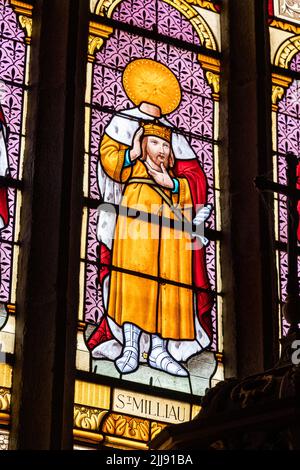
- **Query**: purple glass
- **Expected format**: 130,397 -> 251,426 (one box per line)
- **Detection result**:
0,0 -> 27,302
0,242 -> 12,302
112,0 -> 201,45
0,37 -> 26,85
113,0 -> 156,30
86,2 -> 218,351
84,262 -> 105,324
0,0 -> 25,41
157,1 -> 200,44
0,187 -> 15,243
278,251 -> 289,337
86,208 -> 99,263
276,51 -> 300,335
290,52 -> 300,73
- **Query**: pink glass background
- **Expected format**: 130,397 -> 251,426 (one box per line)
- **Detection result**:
0,0 -> 26,302
276,52 -> 300,336
112,0 -> 201,44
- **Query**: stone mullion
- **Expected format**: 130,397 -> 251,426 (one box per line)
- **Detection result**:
219,0 -> 277,379
10,0 -> 89,450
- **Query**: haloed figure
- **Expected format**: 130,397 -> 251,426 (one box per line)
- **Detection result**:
93,59 -> 213,379
100,121 -> 196,377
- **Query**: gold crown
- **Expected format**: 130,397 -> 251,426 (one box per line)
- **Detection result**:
142,123 -> 171,143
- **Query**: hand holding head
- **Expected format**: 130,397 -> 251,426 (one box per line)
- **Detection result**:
130,127 -> 144,162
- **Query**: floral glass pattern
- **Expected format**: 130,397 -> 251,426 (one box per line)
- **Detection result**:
269,0 -> 300,337
79,0 -> 222,408
0,0 -> 32,447
0,0 -> 26,303
276,54 -> 300,336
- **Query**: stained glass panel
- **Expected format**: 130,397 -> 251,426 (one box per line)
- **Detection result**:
78,0 -> 221,448
0,0 -> 32,448
269,1 -> 300,337
276,74 -> 300,335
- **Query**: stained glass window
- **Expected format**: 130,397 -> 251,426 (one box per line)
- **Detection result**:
0,0 -> 32,448
268,0 -> 300,338
75,0 -> 221,449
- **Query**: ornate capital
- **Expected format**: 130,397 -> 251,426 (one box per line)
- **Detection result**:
206,71 -> 219,99
198,54 -> 220,73
73,405 -> 107,445
9,1 -> 33,44
19,15 -> 32,44
88,22 -> 114,62
272,85 -> 285,111
198,54 -> 220,100
0,388 -> 10,412
74,405 -> 107,431
271,73 -> 293,110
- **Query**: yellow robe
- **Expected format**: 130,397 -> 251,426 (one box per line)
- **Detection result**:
100,134 -> 195,340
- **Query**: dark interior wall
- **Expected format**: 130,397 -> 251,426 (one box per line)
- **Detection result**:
219,0 -> 278,379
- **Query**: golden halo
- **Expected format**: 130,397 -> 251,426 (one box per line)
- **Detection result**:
122,59 -> 181,115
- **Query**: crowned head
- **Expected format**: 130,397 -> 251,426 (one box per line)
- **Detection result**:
140,121 -> 174,170
142,121 -> 172,143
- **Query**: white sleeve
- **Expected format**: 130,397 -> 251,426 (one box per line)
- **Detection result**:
96,159 -> 124,249
160,117 -> 197,160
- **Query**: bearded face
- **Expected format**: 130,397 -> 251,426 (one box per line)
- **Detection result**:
142,136 -> 171,170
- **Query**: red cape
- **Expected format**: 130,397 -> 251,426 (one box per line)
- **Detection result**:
88,159 -> 214,350
174,159 -> 214,339
0,105 -> 6,126
0,106 -> 9,227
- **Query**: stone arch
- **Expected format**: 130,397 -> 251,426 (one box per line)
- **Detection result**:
93,0 -> 218,51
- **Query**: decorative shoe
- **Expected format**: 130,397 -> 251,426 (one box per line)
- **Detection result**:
115,346 -> 139,374
148,349 -> 189,377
